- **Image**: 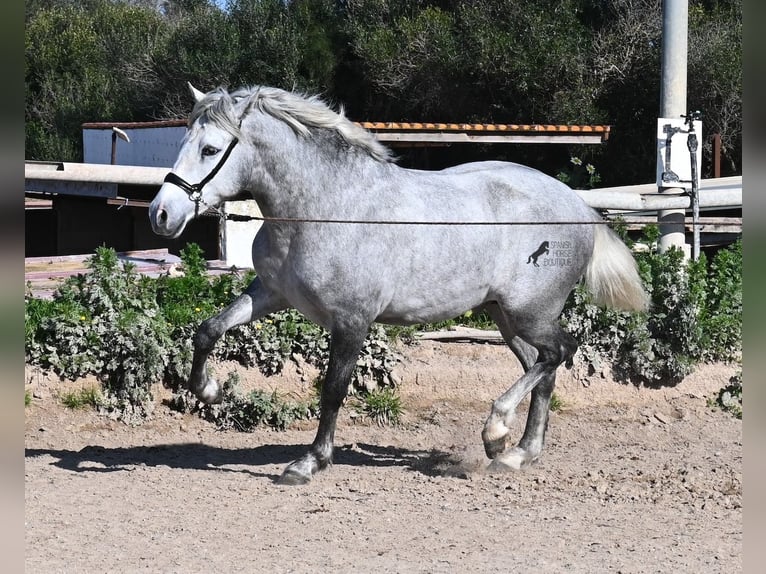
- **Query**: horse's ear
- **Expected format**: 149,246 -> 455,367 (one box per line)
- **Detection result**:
188,82 -> 206,103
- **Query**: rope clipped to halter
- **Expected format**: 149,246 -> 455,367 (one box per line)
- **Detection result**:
163,137 -> 239,216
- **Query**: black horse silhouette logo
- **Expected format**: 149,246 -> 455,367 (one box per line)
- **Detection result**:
527,241 -> 549,267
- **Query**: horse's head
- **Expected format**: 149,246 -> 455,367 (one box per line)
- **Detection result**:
149,84 -> 248,238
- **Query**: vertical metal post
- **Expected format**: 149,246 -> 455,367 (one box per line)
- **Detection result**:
111,131 -> 118,165
658,0 -> 688,255
687,121 -> 700,260
110,127 -> 130,165
713,133 -> 721,178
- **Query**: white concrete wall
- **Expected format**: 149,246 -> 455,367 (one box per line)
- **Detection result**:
222,201 -> 263,269
83,125 -> 261,268
83,127 -> 186,167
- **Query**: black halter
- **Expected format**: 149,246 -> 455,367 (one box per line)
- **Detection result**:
163,137 -> 239,215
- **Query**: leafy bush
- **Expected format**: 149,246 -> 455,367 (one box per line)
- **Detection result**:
25,244 -> 401,427
709,369 -> 742,419
24,237 -> 741,426
25,247 -> 170,422
698,240 -> 742,361
561,236 -> 742,386
169,372 -> 320,432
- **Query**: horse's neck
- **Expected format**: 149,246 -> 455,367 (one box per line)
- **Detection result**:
248,138 -> 391,218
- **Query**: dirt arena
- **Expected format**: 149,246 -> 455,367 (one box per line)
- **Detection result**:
25,340 -> 742,573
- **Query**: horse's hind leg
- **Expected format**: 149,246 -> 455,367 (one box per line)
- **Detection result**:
279,320 -> 369,485
481,307 -> 577,470
189,277 -> 286,403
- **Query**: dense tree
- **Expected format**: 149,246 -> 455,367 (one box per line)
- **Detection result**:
25,0 -> 741,182
25,0 -> 166,160
145,2 -> 239,118
687,0 -> 742,175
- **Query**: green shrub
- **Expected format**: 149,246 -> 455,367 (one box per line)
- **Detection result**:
699,241 -> 742,361
25,244 -> 401,428
25,247 -> 171,421
709,369 -> 742,419
169,372 -> 319,431
60,386 -> 102,410
24,237 -> 741,427
418,308 -> 497,333
549,392 -> 565,413
562,237 -> 742,386
353,387 -> 403,426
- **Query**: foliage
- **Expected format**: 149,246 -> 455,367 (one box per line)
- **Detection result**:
25,0 -> 741,181
25,0 -> 166,160
561,237 -> 742,386
25,244 -> 401,427
549,392 -> 566,413
25,230 -> 743,426
353,387 -> 403,426
556,156 -> 602,190
699,240 -> 742,361
708,369 -> 742,419
418,309 -> 497,333
60,386 -> 103,410
354,325 -> 402,392
346,3 -> 461,119
169,372 -> 320,431
25,247 -> 170,423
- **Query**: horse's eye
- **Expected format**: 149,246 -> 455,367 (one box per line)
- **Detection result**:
201,145 -> 220,157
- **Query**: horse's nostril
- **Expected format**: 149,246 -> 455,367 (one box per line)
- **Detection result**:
158,209 -> 168,224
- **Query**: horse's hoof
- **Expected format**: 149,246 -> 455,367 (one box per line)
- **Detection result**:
486,447 -> 534,472
277,467 -> 312,486
482,419 -> 512,459
195,379 -> 222,405
483,436 -> 508,460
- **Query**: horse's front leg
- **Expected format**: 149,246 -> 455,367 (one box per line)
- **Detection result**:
189,277 -> 286,403
278,322 -> 369,485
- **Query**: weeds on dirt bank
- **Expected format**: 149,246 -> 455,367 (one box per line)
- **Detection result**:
169,372 -> 320,431
59,386 -> 103,410
708,369 -> 742,419
561,229 -> 741,387
25,234 -> 742,427
25,245 -> 401,425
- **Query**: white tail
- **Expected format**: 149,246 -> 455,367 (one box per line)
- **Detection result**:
585,225 -> 650,312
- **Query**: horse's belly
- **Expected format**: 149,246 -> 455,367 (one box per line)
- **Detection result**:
377,286 -> 490,325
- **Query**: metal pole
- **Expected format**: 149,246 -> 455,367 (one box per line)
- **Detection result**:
658,0 -> 688,255
687,120 -> 700,260
713,132 -> 721,178
110,127 -> 130,165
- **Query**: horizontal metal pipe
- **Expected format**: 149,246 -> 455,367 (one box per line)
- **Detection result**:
26,162 -> 742,212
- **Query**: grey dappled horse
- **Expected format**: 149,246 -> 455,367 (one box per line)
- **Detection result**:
149,84 -> 648,485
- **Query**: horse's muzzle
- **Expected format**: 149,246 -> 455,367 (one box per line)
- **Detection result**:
149,195 -> 185,238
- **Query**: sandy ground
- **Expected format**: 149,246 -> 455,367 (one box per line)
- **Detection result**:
25,340 -> 742,573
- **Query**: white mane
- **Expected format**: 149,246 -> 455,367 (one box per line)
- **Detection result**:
190,86 -> 394,163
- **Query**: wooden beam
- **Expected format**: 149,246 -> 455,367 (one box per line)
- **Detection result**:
373,132 -> 606,145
